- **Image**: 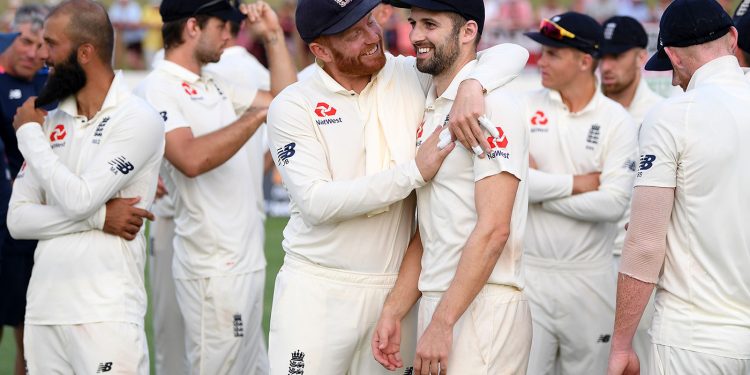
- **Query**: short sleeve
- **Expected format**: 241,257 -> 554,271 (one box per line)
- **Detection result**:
473,91 -> 527,182
634,103 -> 683,188
135,83 -> 190,134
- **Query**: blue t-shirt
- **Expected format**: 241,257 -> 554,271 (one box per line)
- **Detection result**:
0,69 -> 48,178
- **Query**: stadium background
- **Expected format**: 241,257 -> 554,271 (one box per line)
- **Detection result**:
0,0 -> 744,373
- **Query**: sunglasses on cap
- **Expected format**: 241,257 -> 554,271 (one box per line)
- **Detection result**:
539,18 -> 598,49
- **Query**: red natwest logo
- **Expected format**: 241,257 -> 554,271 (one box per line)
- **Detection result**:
49,124 -> 67,142
487,127 -> 508,149
314,102 -> 337,117
182,82 -> 198,96
530,110 -> 548,126
416,121 -> 424,139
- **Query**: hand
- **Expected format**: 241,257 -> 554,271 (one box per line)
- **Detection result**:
416,125 -> 455,182
103,197 -> 155,241
13,97 -> 46,131
529,155 -> 538,170
241,1 -> 282,43
448,79 -> 490,158
155,176 -> 168,200
572,172 -> 601,195
414,320 -> 452,375
607,348 -> 640,375
371,311 -> 403,371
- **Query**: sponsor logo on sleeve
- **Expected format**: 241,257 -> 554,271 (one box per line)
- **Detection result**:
530,110 -> 549,133
49,124 -> 67,149
314,102 -> 343,126
637,154 -> 656,177
96,362 -> 113,373
108,156 -> 135,175
486,126 -> 511,160
277,143 -> 296,166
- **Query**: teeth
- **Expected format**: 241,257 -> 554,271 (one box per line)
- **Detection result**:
417,47 -> 431,54
363,44 -> 378,56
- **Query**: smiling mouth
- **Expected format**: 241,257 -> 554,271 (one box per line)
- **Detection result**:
362,44 -> 379,56
415,45 -> 434,57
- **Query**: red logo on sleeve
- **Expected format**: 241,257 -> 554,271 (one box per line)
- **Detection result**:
314,102 -> 337,117
182,82 -> 198,96
487,127 -> 508,149
49,124 -> 67,142
530,110 -> 548,126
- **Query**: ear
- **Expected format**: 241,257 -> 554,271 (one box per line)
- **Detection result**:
461,20 -> 479,45
185,17 -> 202,41
664,47 -> 682,70
636,48 -> 648,66
77,43 -> 95,65
309,41 -> 333,64
728,26 -> 739,54
580,52 -> 594,72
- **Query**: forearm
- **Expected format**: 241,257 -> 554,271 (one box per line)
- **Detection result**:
467,43 -> 529,92
8,203 -> 103,240
542,188 -> 629,222
432,224 -> 507,327
528,168 -> 572,203
262,30 -> 297,95
611,274 -> 654,351
382,230 -> 424,320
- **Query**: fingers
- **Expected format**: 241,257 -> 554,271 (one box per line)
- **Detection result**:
436,127 -> 453,149
478,115 -> 499,138
430,360 -> 440,375
131,207 -> 155,221
371,334 -> 392,369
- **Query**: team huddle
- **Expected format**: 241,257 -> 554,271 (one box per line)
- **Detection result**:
0,0 -> 749,374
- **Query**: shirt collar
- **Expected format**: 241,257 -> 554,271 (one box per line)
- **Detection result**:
58,70 -> 129,118
425,60 -> 477,107
686,55 -> 742,92
546,78 -> 603,116
314,56 -> 382,96
156,59 -> 202,84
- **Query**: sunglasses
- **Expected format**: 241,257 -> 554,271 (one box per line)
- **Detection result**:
539,18 -> 598,49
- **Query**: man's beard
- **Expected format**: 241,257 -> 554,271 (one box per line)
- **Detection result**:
330,41 -> 386,77
36,50 -> 87,108
415,34 -> 460,76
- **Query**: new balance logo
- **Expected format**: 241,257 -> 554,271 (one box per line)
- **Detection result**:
108,156 -> 135,175
277,143 -> 296,166
288,350 -> 305,374
597,334 -> 611,343
233,313 -> 244,337
403,367 -> 414,375
96,362 -> 113,373
639,154 -> 656,171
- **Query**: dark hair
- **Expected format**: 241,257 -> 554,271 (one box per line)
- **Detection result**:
743,49 -> 750,67
447,12 -> 481,47
49,0 -> 114,64
162,15 -> 211,50
229,20 -> 241,38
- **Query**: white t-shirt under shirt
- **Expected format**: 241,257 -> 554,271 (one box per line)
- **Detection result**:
415,61 -> 529,293
9,72 -> 164,325
524,86 -> 638,263
635,56 -> 750,359
135,60 -> 266,280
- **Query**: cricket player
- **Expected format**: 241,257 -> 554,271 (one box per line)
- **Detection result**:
608,0 -> 750,373
7,0 -> 164,373
135,1 -> 296,373
0,6 -> 48,375
522,12 -> 638,374
371,0 -> 531,373
735,0 -> 750,69
267,0 -> 528,374
599,15 -> 663,366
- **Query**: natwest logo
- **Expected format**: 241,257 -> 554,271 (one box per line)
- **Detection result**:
314,102 -> 337,117
49,124 -> 67,142
487,126 -> 509,149
530,110 -> 548,126
182,82 -> 197,96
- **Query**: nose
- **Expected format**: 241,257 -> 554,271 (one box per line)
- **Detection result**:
600,57 -> 614,72
409,24 -> 424,45
37,43 -> 49,61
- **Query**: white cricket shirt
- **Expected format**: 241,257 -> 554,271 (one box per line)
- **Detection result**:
8,72 -> 165,325
135,60 -> 265,279
635,56 -> 750,359
524,86 -> 638,263
267,45 -> 529,273
415,61 -> 529,293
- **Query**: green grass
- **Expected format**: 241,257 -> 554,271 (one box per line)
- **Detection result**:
0,217 -> 289,374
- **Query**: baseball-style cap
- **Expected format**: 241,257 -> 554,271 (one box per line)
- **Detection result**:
296,0 -> 381,44
645,0 -> 733,71
600,16 -> 648,55
734,0 -> 750,53
0,32 -> 20,55
388,0 -> 485,36
524,12 -> 602,57
160,0 -> 244,23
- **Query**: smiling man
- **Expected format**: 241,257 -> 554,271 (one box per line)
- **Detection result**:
371,0 -> 532,374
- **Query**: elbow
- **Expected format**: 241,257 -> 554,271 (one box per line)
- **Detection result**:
173,159 -> 205,178
481,223 -> 510,258
7,209 -> 32,240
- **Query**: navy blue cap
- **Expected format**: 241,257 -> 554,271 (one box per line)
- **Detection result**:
734,0 -> 750,53
646,0 -> 733,71
600,16 -> 648,55
525,12 -> 602,58
160,0 -> 244,23
388,0 -> 485,36
296,0 -> 381,44
0,32 -> 20,55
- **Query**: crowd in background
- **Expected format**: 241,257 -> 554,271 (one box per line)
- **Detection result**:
0,0 -> 741,71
